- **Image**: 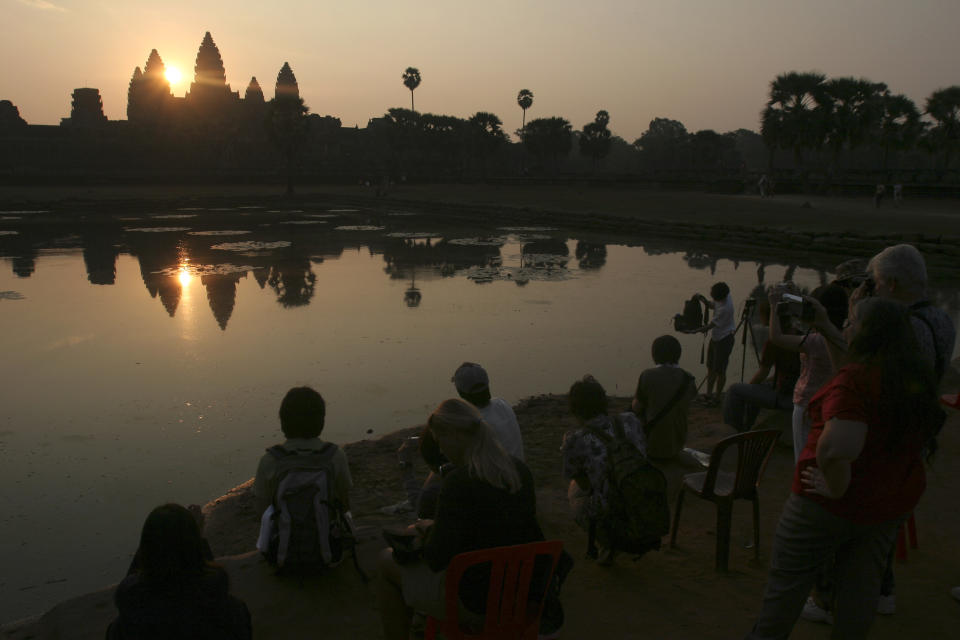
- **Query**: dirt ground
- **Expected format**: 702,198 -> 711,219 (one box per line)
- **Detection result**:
2,185 -> 960,639
4,394 -> 959,640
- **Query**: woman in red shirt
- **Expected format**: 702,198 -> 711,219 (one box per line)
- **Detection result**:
746,297 -> 941,639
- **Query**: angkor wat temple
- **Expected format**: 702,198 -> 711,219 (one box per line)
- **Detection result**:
0,32 -> 354,184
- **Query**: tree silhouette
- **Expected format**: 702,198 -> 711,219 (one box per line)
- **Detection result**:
634,117 -> 689,170
468,112 -> 508,177
517,89 -> 534,133
761,71 -> 829,174
402,67 -> 421,111
875,93 -> 922,173
522,117 -> 572,173
579,110 -> 612,170
822,77 -> 886,178
267,62 -> 309,195
925,86 -> 960,173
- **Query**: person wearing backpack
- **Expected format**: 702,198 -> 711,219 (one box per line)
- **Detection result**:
253,386 -> 354,571
562,375 -> 655,565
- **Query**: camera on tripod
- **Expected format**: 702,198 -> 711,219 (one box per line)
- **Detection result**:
778,293 -> 815,323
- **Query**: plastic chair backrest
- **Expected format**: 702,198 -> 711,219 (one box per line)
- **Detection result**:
427,540 -> 563,640
698,429 -> 780,500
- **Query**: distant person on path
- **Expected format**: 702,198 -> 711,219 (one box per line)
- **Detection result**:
253,386 -> 353,518
452,362 -> 525,460
893,183 -> 903,207
562,375 -> 646,564
694,282 -> 736,407
874,184 -> 885,208
758,174 -> 770,197
106,503 -> 252,639
745,297 -> 941,639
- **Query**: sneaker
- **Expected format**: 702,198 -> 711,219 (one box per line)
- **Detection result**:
800,597 -> 833,624
876,593 -> 896,615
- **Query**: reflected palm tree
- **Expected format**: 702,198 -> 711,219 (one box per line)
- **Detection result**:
575,241 -> 607,270
404,268 -> 422,307
267,258 -> 316,308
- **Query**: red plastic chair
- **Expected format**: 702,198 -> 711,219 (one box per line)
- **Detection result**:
669,429 -> 780,571
424,540 -> 563,640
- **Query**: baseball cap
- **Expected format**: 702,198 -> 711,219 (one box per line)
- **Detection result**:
452,362 -> 489,395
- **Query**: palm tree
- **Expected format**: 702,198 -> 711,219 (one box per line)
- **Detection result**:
925,86 -> 960,173
822,77 -> 886,180
579,110 -> 612,170
761,71 -> 829,176
402,67 -> 421,111
875,93 -> 922,173
517,89 -> 534,133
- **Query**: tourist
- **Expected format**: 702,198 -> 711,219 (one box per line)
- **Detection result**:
396,427 -> 447,519
452,362 -> 525,460
563,375 -> 645,564
106,503 -> 251,639
767,283 -> 847,462
723,293 -> 801,434
746,297 -> 941,639
632,335 -> 696,457
694,282 -> 736,407
803,244 -> 957,620
377,398 -> 543,640
253,386 -> 352,518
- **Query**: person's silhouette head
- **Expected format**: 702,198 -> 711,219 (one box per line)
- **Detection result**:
279,386 -> 325,439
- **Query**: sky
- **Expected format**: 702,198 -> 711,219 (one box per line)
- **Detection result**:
3,0 -> 959,142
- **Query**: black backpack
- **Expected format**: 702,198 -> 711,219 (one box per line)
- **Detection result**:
674,296 -> 704,332
587,417 -> 670,557
262,444 -> 362,577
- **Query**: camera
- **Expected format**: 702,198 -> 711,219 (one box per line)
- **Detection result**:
779,293 -> 815,323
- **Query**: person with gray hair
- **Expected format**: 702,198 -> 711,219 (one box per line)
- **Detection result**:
864,244 -> 955,383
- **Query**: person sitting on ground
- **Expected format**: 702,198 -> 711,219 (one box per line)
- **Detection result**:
723,294 -> 801,433
377,398 -> 544,640
562,375 -> 645,564
632,335 -> 696,459
452,362 -> 524,460
107,503 -> 251,640
396,427 -> 448,520
694,282 -> 736,407
253,386 -> 352,518
768,284 -> 847,462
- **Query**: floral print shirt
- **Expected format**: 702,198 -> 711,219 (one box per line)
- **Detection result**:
561,412 -> 646,520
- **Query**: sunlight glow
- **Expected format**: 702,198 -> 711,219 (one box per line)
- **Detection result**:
164,66 -> 182,85
178,265 -> 192,286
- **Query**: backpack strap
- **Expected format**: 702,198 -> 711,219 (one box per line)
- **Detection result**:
908,301 -> 945,379
643,372 -> 694,431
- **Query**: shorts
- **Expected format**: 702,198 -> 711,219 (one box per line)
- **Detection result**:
707,333 -> 735,374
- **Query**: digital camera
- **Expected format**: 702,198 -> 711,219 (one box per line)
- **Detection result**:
779,293 -> 815,323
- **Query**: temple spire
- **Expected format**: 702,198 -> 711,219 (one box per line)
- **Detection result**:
194,31 -> 227,86
275,62 -> 300,100
245,76 -> 264,104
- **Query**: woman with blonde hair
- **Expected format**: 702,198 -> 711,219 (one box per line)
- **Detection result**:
378,398 -> 543,640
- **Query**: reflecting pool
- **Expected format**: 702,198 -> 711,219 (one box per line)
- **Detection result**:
1,204 -> 957,622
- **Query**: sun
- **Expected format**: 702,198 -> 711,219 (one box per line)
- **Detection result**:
165,65 -> 183,85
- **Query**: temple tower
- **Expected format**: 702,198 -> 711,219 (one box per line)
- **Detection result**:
127,50 -> 172,124
275,62 -> 300,100
68,88 -> 107,127
185,31 -> 239,122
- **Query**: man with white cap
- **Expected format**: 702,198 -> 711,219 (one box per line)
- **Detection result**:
451,362 -> 525,460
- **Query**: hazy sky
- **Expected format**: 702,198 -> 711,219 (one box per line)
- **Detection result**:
3,0 -> 958,141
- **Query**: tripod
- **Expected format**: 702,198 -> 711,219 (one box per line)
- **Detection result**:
735,299 -> 762,383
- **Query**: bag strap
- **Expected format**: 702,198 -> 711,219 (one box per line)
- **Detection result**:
643,372 -> 694,431
908,302 -> 945,379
